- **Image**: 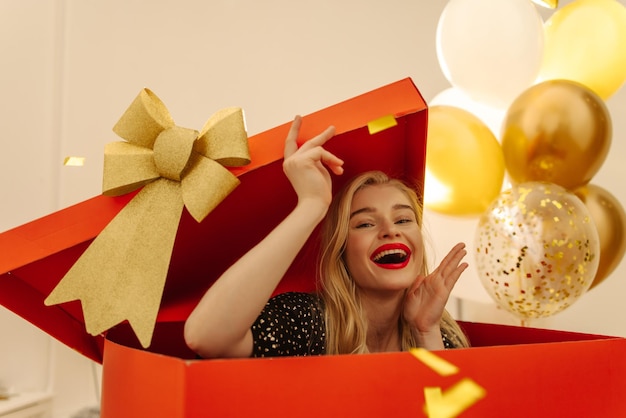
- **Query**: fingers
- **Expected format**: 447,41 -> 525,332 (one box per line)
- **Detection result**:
445,262 -> 468,289
284,115 -> 338,155
301,125 -> 337,150
284,116 -> 344,175
407,274 -> 426,295
320,148 -> 344,175
438,242 -> 468,288
312,127 -> 344,175
422,242 -> 467,290
284,115 -> 302,159
441,243 -> 467,270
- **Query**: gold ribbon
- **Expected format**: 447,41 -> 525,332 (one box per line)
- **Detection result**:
45,89 -> 250,348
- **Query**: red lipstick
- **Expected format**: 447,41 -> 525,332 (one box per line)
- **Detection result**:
370,243 -> 411,269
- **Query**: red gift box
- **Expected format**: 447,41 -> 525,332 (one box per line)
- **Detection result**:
1,78 -> 625,417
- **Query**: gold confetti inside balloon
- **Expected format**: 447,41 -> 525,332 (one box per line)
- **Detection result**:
474,182 -> 600,321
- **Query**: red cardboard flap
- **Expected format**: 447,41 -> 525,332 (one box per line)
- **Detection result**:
0,78 -> 428,362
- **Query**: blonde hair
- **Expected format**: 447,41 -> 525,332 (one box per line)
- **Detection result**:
317,171 -> 469,354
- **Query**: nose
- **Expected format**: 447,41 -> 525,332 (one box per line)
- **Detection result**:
379,219 -> 400,238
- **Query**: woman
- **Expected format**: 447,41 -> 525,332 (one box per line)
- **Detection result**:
184,115 -> 469,358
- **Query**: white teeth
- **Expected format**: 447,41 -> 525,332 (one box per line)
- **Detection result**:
373,249 -> 407,261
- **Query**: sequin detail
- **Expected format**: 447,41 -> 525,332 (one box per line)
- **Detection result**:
251,292 -> 458,357
252,292 -> 325,357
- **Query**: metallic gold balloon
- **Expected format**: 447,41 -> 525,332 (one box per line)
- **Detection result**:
501,79 -> 611,190
539,0 -> 626,99
574,184 -> 626,290
474,182 -> 600,320
425,105 -> 505,216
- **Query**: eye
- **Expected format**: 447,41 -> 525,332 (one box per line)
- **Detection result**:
355,221 -> 374,229
395,216 -> 416,225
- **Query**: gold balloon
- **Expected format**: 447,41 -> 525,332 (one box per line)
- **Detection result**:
425,105 -> 505,216
575,184 -> 626,290
475,182 -> 600,321
501,79 -> 611,190
539,0 -> 626,99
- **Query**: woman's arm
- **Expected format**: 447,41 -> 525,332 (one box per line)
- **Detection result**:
184,116 -> 343,358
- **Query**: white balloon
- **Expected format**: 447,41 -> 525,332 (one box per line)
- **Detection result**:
436,0 -> 544,108
430,87 -> 506,140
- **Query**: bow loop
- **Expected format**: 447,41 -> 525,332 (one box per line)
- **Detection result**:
196,107 -> 251,167
112,89 -> 175,148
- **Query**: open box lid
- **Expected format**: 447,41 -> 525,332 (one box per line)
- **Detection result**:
0,78 -> 429,363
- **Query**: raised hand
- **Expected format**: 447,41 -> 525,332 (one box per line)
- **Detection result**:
283,116 -> 344,211
403,242 -> 468,338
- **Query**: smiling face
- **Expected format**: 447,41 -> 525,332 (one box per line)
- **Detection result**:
344,184 -> 425,294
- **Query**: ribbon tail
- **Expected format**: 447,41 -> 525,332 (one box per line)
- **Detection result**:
45,179 -> 184,348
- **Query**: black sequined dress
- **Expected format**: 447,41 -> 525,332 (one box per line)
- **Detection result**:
251,292 -> 459,357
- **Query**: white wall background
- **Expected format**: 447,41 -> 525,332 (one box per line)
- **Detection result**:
1,0 -> 625,416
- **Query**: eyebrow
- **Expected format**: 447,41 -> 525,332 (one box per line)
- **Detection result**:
349,203 -> 413,219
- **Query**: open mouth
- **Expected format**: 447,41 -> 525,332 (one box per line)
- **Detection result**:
371,244 -> 411,268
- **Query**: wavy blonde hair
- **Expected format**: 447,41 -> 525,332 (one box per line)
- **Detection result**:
317,171 -> 469,354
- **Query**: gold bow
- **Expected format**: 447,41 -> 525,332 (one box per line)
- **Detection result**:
45,89 -> 250,348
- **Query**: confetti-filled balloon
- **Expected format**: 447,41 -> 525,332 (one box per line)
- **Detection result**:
475,182 -> 600,321
425,105 -> 505,216
436,0 -> 544,108
574,184 -> 626,290
501,79 -> 611,190
539,0 -> 626,99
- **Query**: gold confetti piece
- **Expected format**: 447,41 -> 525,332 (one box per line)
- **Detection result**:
410,347 -> 459,376
63,156 -> 86,166
424,387 -> 444,418
367,114 -> 397,135
424,378 -> 487,418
